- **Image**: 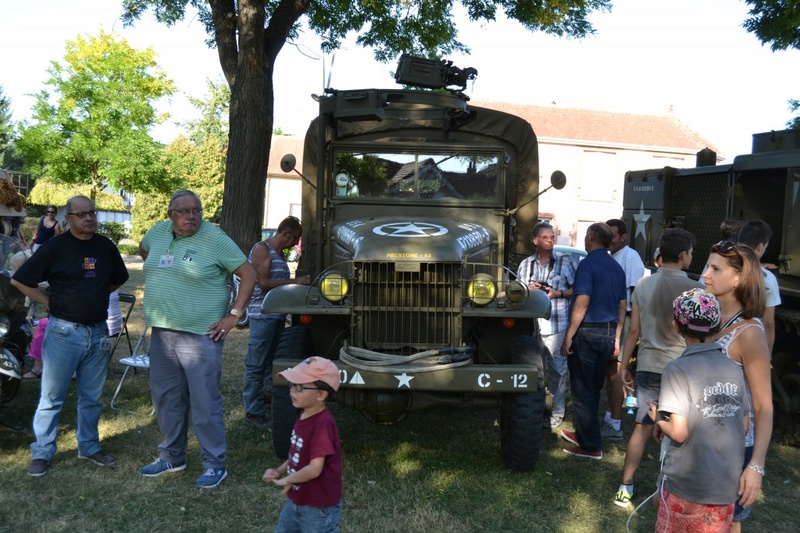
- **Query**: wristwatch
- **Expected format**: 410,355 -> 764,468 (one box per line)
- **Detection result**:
229,308 -> 242,317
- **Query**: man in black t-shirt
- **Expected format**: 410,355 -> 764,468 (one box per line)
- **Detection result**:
12,196 -> 128,477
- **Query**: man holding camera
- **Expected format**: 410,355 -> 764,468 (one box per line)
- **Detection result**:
517,221 -> 576,430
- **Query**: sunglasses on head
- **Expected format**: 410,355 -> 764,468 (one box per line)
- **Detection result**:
714,240 -> 738,254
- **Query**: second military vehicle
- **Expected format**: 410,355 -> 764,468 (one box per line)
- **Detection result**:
622,129 -> 800,437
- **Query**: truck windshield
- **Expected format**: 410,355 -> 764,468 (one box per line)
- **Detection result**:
333,150 -> 501,203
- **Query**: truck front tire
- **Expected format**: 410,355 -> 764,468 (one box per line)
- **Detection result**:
501,335 -> 545,472
271,327 -> 314,459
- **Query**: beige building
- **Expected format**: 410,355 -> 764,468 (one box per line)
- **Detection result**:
263,104 -> 717,245
263,135 -> 306,229
474,102 -> 718,246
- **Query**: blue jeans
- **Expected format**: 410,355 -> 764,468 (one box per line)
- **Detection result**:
31,317 -> 111,461
567,324 -> 615,453
543,331 -> 568,418
733,445 -> 754,521
149,328 -> 226,469
242,317 -> 285,416
274,499 -> 342,533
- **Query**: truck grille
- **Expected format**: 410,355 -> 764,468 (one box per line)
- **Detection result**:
353,262 -> 460,351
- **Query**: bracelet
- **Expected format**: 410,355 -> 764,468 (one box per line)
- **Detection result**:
746,463 -> 766,476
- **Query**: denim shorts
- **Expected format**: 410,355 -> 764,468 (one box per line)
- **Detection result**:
634,371 -> 661,424
274,499 -> 342,533
733,445 -> 754,521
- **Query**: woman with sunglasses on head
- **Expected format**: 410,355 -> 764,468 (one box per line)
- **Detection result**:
702,241 -> 772,533
31,205 -> 62,252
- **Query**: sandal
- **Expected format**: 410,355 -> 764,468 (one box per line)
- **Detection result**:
22,370 -> 42,380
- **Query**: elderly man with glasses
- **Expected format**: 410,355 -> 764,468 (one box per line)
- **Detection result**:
137,189 -> 256,489
12,195 -> 129,477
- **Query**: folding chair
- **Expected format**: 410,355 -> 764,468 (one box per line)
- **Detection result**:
109,292 -> 136,360
110,327 -> 153,415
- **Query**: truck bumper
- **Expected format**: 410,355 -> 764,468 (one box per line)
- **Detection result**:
273,358 -> 540,393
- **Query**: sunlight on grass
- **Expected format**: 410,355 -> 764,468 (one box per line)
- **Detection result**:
387,442 -> 424,477
2,252 -> 798,532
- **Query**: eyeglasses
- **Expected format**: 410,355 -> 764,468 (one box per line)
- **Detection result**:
46,210 -> 56,214
171,208 -> 203,217
67,210 -> 98,219
714,240 -> 738,254
290,383 -> 322,392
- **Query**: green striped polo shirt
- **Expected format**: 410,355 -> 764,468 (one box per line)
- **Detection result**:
141,220 -> 246,335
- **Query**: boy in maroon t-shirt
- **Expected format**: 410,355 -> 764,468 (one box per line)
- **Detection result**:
263,357 -> 342,532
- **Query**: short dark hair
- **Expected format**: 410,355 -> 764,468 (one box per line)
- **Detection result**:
736,220 -> 772,249
531,221 -> 554,239
276,215 -> 302,234
606,218 -> 627,236
719,219 -> 742,241
588,222 -> 613,248
659,229 -> 696,264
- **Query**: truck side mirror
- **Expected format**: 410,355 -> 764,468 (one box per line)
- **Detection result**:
550,170 -> 567,190
281,154 -> 297,173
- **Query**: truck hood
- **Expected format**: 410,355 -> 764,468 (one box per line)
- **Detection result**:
332,217 -> 496,262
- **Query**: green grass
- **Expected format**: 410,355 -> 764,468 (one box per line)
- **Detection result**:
1,261 -> 799,532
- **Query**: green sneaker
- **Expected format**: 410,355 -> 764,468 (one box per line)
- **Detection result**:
614,488 -> 633,508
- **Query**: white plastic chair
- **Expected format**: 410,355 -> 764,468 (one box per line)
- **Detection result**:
110,327 -> 153,415
108,292 -> 136,361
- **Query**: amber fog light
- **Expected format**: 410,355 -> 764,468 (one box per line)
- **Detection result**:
467,273 -> 497,306
320,272 -> 349,302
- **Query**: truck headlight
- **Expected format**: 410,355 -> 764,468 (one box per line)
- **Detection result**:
320,272 -> 349,302
467,273 -> 497,306
505,280 -> 526,303
0,315 -> 10,339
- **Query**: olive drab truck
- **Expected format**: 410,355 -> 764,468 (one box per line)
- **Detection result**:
622,129 -> 800,437
264,55 -> 567,471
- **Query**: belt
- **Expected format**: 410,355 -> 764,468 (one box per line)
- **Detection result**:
580,322 -> 617,329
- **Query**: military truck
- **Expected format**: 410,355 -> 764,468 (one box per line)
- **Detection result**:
622,129 -> 800,436
0,169 -> 28,239
264,56 -> 567,471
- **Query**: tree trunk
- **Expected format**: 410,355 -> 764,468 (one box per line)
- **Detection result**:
221,69 -> 272,253
216,0 -> 273,253
213,0 -> 307,252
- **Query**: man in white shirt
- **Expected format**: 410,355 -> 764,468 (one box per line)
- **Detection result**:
736,220 -> 781,352
602,219 -> 645,440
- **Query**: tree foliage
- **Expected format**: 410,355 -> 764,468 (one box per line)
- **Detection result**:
28,181 -> 127,211
0,86 -> 12,156
132,80 -> 229,240
0,86 -> 23,171
743,0 -> 800,52
789,99 -> 800,130
17,30 -> 178,200
742,1 -> 800,127
121,0 -> 610,253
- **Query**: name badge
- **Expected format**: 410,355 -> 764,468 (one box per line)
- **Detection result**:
159,254 -> 175,268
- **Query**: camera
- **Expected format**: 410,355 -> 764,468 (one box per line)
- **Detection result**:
538,281 -> 552,292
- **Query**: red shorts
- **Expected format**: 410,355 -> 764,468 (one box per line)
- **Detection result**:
655,487 -> 734,532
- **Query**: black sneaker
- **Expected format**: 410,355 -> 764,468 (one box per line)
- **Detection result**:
78,450 -> 116,467
245,413 -> 270,429
27,459 -> 49,477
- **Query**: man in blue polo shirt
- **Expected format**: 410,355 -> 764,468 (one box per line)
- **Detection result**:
559,222 -> 626,460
